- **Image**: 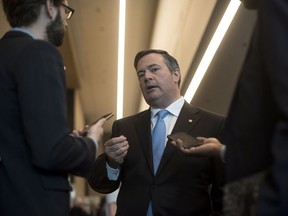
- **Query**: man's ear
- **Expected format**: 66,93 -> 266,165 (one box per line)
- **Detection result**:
45,0 -> 56,19
173,69 -> 181,83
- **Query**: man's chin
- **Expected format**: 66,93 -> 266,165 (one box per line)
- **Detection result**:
144,93 -> 161,104
53,38 -> 64,47
48,30 -> 65,47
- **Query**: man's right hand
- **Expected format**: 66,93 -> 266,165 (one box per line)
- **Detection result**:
104,136 -> 129,168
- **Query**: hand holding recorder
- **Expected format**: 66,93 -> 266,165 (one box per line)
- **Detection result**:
169,133 -> 223,158
84,113 -> 114,143
71,113 -> 114,144
79,113 -> 114,136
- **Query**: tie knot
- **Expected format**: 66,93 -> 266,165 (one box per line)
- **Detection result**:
157,109 -> 169,120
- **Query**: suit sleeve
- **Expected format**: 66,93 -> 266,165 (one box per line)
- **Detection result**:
15,41 -> 96,177
88,121 -> 121,193
88,153 -> 120,194
261,0 -> 288,205
210,117 -> 226,215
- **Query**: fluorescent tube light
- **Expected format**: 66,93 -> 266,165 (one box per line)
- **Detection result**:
117,0 -> 126,119
184,0 -> 241,102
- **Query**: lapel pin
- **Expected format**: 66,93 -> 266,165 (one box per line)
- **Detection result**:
188,119 -> 193,123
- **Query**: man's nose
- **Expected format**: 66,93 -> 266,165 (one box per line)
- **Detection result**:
143,71 -> 153,80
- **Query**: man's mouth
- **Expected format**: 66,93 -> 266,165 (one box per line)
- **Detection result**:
146,85 -> 158,91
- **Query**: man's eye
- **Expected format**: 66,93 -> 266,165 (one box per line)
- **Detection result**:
137,72 -> 144,78
151,68 -> 159,72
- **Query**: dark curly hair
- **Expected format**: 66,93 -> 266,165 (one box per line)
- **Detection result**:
2,0 -> 63,27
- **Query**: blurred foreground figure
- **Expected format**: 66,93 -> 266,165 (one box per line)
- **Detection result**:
0,1 -> 106,215
172,0 -> 288,215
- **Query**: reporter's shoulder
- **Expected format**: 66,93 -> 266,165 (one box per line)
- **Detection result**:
21,39 -> 62,61
23,39 -> 60,55
192,105 -> 225,120
32,39 -> 60,52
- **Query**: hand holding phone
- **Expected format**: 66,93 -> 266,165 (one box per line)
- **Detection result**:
167,132 -> 202,148
79,112 -> 114,136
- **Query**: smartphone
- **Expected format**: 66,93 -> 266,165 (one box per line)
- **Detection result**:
79,112 -> 114,136
167,132 -> 202,148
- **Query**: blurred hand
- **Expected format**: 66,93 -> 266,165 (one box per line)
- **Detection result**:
104,135 -> 129,168
70,129 -> 81,137
70,126 -> 89,137
87,118 -> 106,143
171,137 -> 223,158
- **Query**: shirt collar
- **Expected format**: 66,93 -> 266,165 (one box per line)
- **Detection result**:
11,27 -> 37,39
151,96 -> 185,119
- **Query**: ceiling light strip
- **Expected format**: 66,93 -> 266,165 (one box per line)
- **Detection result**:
117,0 -> 126,119
184,0 -> 241,102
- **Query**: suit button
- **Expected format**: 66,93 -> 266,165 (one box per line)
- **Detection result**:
151,184 -> 158,189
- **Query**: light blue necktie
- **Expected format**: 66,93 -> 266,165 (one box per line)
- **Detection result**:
147,110 -> 169,216
152,109 -> 169,174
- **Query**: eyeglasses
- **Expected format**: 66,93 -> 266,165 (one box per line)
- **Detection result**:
61,3 -> 75,20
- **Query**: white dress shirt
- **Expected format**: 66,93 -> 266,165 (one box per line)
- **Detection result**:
107,97 -> 186,180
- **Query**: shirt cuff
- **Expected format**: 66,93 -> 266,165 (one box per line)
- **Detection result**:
106,162 -> 120,181
88,136 -> 98,151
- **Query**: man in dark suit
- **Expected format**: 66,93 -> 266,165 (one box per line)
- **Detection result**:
0,1 -> 106,216
172,0 -> 288,215
88,49 -> 225,215
224,0 -> 288,215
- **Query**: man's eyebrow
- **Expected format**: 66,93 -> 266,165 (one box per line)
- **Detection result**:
147,64 -> 160,68
137,69 -> 144,73
137,64 -> 161,73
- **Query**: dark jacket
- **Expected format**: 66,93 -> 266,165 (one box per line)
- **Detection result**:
89,102 -> 225,216
0,31 -> 96,216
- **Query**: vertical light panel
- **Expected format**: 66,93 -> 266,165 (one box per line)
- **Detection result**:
184,0 -> 241,102
117,0 -> 126,120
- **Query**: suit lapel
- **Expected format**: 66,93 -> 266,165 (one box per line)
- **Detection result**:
172,102 -> 201,133
156,102 -> 201,175
134,104 -> 202,176
134,110 -> 154,174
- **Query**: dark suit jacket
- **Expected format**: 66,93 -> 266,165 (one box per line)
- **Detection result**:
89,102 -> 225,216
223,0 -> 288,215
0,31 -> 96,216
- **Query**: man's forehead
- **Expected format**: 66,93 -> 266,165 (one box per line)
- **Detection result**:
142,53 -> 162,59
137,60 -> 164,72
138,54 -> 164,65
